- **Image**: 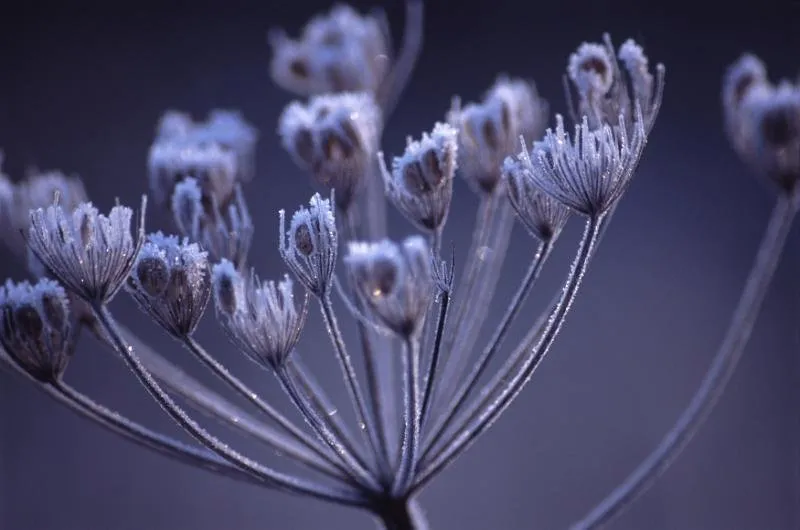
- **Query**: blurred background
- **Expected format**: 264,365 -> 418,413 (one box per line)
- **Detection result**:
1,0 -> 800,528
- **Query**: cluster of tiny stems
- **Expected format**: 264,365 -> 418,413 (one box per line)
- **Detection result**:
2,3 -> 800,530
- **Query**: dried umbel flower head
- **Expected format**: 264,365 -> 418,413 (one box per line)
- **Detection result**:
345,236 -> 432,338
448,77 -> 547,194
723,55 -> 800,191
523,105 -> 648,217
279,193 -> 338,297
126,233 -> 211,338
279,92 -> 382,211
154,109 -> 258,183
268,4 -> 389,96
171,177 -> 254,269
0,278 -> 72,382
502,153 -> 571,241
212,260 -> 308,370
566,35 -> 665,134
147,140 -> 239,208
378,122 -> 458,233
26,198 -> 146,304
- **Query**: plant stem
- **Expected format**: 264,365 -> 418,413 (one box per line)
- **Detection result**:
414,215 -> 603,491
420,288 -> 450,429
394,336 -> 421,495
374,497 -> 429,530
376,0 -> 425,120
93,304 -> 367,506
572,190 -> 800,530
182,337 -> 355,480
421,239 -> 551,460
276,361 -> 381,491
320,296 -> 391,485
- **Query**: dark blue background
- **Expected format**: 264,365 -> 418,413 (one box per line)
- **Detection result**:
2,1 -> 800,528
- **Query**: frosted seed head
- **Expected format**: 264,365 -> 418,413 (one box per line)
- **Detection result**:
211,259 -> 243,317
126,232 -> 211,337
381,122 -> 458,232
26,197 -> 145,303
450,78 -> 537,195
0,278 -> 72,382
502,153 -> 571,242
279,192 -> 338,296
736,81 -> 800,191
278,92 -> 382,212
215,269 -> 307,369
268,4 -> 389,96
568,43 -> 614,99
148,140 -> 238,208
527,106 -> 648,217
345,236 -> 433,338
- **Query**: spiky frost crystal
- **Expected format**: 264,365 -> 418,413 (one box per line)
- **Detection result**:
126,233 -> 211,337
0,278 -> 72,382
502,153 -> 571,241
279,193 -> 338,297
212,260 -> 307,369
523,106 -> 648,217
27,199 -> 144,303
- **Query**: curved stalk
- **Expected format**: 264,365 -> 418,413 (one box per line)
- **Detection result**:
93,304 -> 367,507
414,215 -> 603,491
376,0 -> 425,120
421,239 -> 551,459
275,360 -> 381,491
393,336 -> 422,495
102,324 -> 341,478
572,190 -> 800,530
0,348 -> 258,487
182,337 -> 363,484
320,295 -> 392,485
374,497 -> 429,530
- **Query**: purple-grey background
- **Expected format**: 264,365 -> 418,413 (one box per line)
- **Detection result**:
2,1 -> 800,529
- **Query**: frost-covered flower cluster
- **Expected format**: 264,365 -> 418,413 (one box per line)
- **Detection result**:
5,4 -> 798,530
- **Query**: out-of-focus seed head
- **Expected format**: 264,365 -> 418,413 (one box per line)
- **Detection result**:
345,235 -> 433,338
212,261 -> 307,370
148,140 -> 239,208
1,169 -> 88,275
26,198 -> 145,303
378,122 -> 458,232
279,92 -> 382,211
565,35 -> 665,135
502,153 -> 571,241
448,77 -> 546,194
524,105 -> 648,217
153,110 -> 258,183
0,278 -> 72,382
568,43 -> 615,102
736,81 -> 800,191
126,233 -> 211,338
170,178 -> 254,269
268,4 -> 390,96
723,54 -> 768,124
279,192 -> 338,297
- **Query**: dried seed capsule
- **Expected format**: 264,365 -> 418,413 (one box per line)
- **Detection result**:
278,192 -> 338,297
26,198 -> 145,303
378,122 -> 458,233
345,236 -> 433,338
126,233 -> 211,338
268,4 -> 389,96
212,261 -> 307,370
502,154 -> 570,242
0,278 -> 72,382
278,92 -> 382,211
524,105 -> 649,217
